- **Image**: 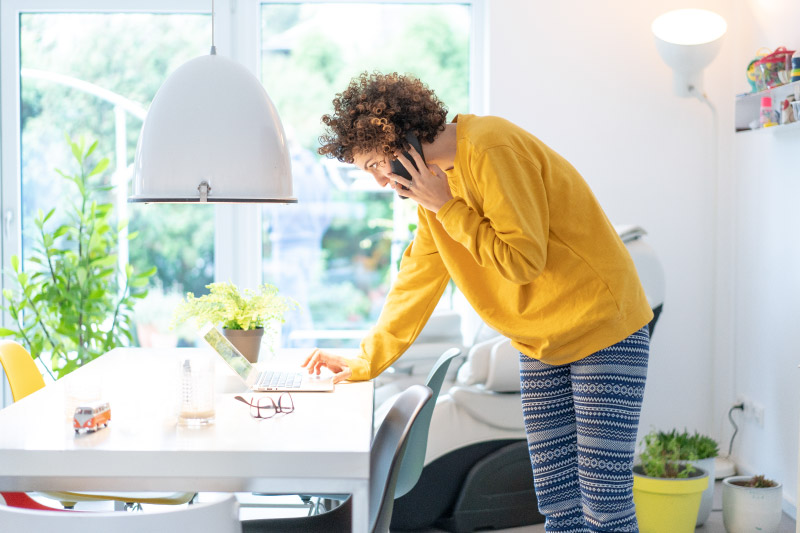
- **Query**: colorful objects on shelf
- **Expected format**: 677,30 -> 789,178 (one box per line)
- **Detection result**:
754,46 -> 795,91
746,47 -> 771,92
791,56 -> 800,83
759,96 -> 777,128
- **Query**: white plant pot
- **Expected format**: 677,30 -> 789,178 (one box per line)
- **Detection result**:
722,476 -> 783,533
687,457 -> 716,526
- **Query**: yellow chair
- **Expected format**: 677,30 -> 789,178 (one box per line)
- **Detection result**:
0,340 -> 46,401
0,340 -> 194,509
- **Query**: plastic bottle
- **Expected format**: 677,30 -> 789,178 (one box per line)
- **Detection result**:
760,96 -> 777,127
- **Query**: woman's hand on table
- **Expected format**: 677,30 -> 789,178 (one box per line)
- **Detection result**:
302,349 -> 353,384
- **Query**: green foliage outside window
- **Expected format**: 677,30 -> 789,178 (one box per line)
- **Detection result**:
20,14 -> 213,300
261,4 -> 470,333
0,136 -> 155,378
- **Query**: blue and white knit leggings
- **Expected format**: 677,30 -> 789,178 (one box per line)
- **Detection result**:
519,326 -> 650,533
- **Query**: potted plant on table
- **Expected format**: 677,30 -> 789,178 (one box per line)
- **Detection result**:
172,281 -> 296,363
633,430 -> 709,533
722,474 -> 783,533
646,429 -> 719,526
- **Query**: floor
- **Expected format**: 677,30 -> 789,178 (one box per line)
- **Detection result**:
32,481 -> 797,532
411,480 -> 796,533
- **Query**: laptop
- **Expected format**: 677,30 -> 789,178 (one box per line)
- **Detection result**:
200,323 -> 334,392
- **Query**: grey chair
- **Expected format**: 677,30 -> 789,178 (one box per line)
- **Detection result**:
241,384 -> 433,533
311,347 -> 461,514
393,347 -> 461,498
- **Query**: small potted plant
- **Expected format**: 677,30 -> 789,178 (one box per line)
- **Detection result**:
722,474 -> 783,533
647,429 -> 719,526
633,430 -> 708,533
172,281 -> 296,363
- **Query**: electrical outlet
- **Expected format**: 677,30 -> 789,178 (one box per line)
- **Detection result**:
737,396 -> 765,428
752,402 -> 765,427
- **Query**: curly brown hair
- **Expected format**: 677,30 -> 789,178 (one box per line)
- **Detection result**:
318,71 -> 448,163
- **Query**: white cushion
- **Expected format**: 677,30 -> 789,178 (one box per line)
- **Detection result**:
456,335 -> 504,386
449,386 -> 525,431
484,340 -> 522,392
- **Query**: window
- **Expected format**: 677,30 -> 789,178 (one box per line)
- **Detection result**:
259,2 -> 472,348
18,12 -> 215,349
1,0 -> 480,405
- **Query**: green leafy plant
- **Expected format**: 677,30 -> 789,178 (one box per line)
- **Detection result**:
648,429 -> 720,460
172,281 -> 297,332
639,430 -> 699,479
0,135 -> 155,379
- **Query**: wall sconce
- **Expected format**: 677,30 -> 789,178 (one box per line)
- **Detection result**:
652,8 -> 727,98
129,2 -> 296,204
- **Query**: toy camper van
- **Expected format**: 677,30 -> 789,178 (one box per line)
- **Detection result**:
73,400 -> 111,433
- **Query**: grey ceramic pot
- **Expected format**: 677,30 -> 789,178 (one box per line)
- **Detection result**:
223,328 -> 264,363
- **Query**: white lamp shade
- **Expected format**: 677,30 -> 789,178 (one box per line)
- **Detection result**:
130,54 -> 295,203
652,9 -> 727,97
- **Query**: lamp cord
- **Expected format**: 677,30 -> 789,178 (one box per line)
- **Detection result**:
690,85 -> 735,455
210,0 -> 216,55
728,403 -> 744,456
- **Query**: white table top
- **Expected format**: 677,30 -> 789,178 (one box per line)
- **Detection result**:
0,347 -> 374,530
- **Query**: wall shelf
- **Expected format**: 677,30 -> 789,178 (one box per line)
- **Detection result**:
735,80 -> 800,133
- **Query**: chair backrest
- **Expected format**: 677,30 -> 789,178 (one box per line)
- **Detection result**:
0,493 -> 241,533
0,341 -> 46,402
393,348 -> 461,498
369,384 -> 432,533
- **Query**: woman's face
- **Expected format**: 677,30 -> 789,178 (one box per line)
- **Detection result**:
353,150 -> 392,189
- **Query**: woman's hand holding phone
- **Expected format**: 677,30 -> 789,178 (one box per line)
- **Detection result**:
390,145 -> 453,213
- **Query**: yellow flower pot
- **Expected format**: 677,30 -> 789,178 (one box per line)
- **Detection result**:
633,466 -> 708,533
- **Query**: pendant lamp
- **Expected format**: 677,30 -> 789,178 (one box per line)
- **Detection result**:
652,8 -> 727,98
129,2 -> 295,203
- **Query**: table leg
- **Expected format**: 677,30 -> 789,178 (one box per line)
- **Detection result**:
350,479 -> 369,532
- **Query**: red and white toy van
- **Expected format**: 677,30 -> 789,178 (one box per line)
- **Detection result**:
73,400 -> 111,433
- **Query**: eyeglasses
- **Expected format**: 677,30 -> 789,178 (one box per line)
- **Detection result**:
234,393 -> 295,419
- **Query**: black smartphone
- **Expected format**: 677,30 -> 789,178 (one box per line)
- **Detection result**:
390,132 -> 425,198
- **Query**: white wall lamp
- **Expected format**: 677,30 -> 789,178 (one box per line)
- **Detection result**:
652,8 -> 727,99
129,1 -> 295,204
654,8 -> 736,480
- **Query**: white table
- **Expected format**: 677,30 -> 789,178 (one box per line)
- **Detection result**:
0,348 -> 374,532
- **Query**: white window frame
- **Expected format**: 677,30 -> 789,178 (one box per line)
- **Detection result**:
0,0 -> 484,406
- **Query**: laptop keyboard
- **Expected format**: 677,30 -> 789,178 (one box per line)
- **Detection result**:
256,370 -> 303,389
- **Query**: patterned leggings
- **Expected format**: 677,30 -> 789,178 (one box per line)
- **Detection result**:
519,326 -> 650,533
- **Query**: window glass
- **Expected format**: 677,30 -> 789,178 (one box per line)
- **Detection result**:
260,3 -> 470,348
20,13 -> 214,348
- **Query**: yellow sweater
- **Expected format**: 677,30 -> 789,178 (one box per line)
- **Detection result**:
346,114 -> 652,381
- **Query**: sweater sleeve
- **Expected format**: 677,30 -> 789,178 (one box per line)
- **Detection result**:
345,208 -> 451,381
436,146 -> 548,284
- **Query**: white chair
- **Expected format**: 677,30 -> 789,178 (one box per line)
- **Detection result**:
0,493 -> 241,533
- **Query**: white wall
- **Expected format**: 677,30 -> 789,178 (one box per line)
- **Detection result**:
484,0 -> 800,515
730,0 -> 800,514
485,0 -> 733,441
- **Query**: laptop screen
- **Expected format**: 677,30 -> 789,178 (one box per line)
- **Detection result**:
201,323 -> 256,383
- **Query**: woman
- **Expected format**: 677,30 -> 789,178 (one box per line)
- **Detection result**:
304,71 -> 652,533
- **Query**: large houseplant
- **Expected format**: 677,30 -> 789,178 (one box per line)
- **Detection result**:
172,281 -> 296,362
722,474 -> 783,533
633,430 -> 708,533
647,429 -> 719,526
0,135 -> 155,379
